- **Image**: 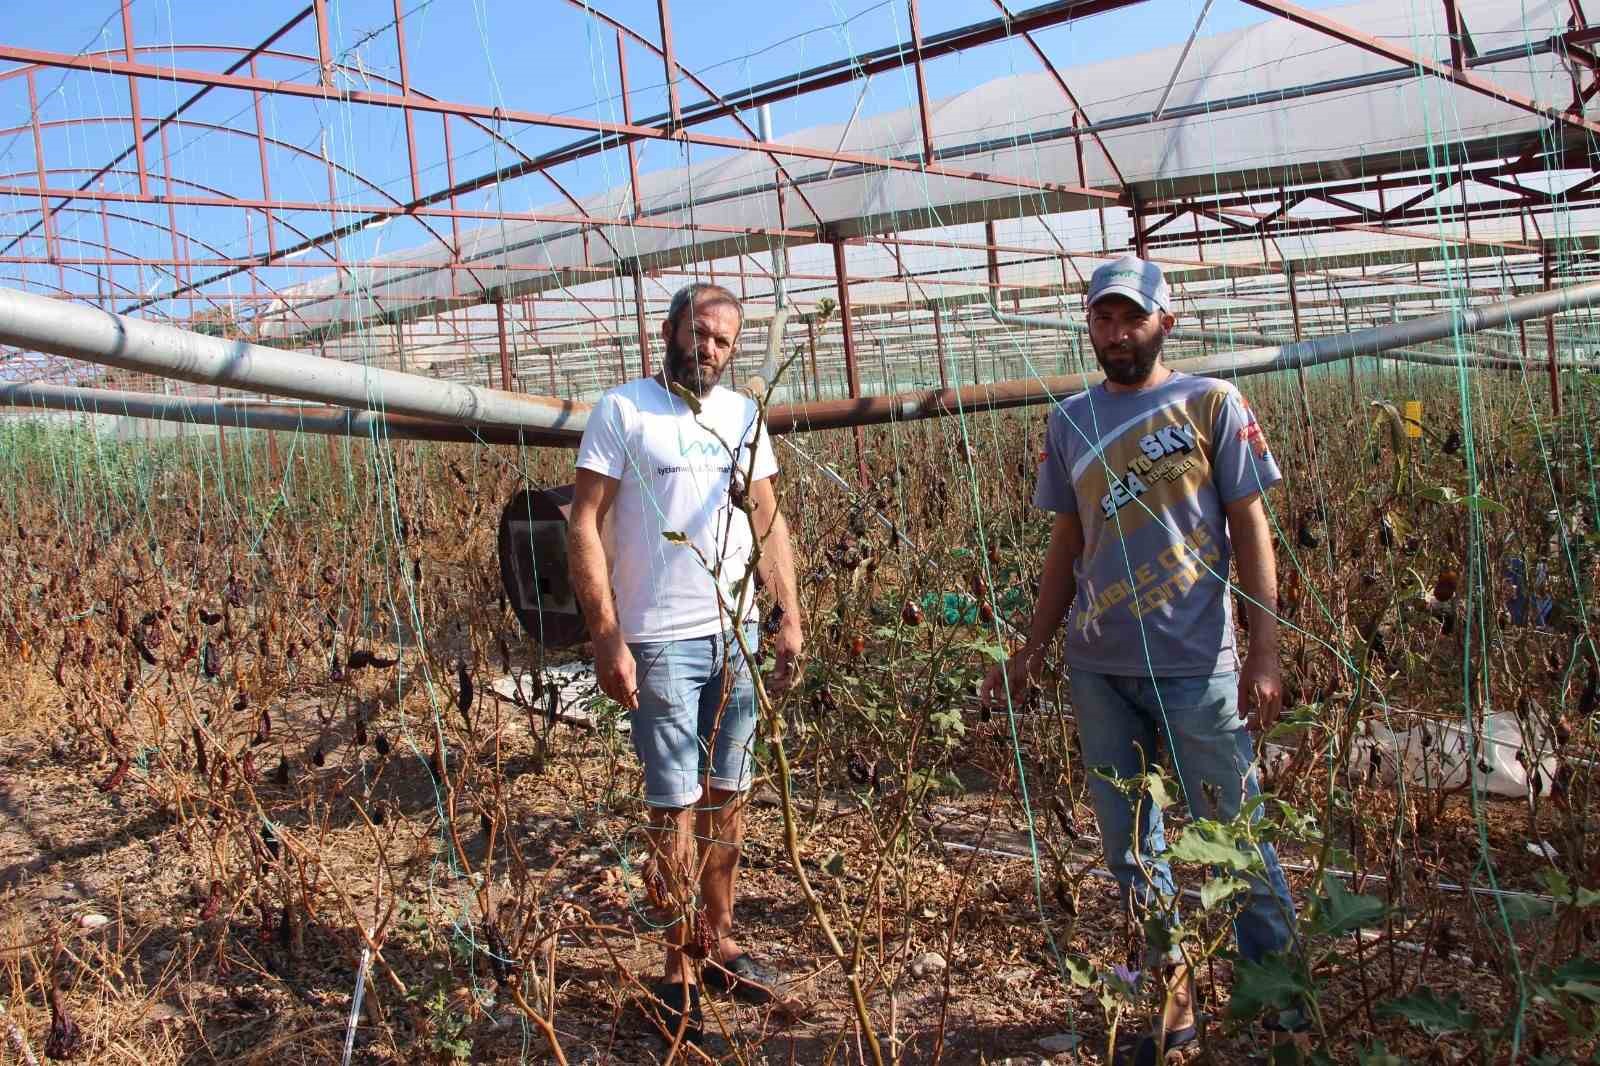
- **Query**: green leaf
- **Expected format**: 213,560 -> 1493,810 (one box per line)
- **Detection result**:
1376,988 -> 1476,1036
1200,875 -> 1249,911
1460,494 -> 1506,514
821,852 -> 845,877
1312,873 -> 1385,936
1137,769 -> 1176,810
661,530 -> 688,544
1549,958 -> 1600,1004
1168,820 -> 1256,873
970,641 -> 1009,665
1062,953 -> 1095,989
1227,954 -> 1312,1021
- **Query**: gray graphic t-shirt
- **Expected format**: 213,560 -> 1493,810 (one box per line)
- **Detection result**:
1033,371 -> 1282,677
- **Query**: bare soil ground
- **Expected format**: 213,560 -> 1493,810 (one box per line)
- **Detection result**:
1,650 -> 1586,1066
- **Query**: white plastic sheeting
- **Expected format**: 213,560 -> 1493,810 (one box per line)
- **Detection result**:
1362,711 -> 1557,798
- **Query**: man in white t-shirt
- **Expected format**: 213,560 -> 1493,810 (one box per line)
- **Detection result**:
568,282 -> 803,1041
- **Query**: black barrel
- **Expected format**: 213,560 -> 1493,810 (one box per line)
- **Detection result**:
497,486 -> 588,648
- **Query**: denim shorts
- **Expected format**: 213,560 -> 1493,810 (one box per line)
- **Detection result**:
627,623 -> 759,808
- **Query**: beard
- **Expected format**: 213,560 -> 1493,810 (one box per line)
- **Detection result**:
663,332 -> 725,397
1090,331 -> 1163,387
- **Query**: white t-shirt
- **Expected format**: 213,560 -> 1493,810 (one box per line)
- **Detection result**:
575,377 -> 778,643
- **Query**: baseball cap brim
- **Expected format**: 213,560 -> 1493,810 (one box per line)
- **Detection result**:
1087,283 -> 1164,314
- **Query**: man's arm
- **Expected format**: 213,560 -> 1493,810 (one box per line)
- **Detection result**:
979,511 -> 1084,708
747,475 -> 803,692
1224,491 -> 1282,731
568,467 -> 636,709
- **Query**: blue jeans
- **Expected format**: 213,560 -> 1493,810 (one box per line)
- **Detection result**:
628,623 -> 759,808
1070,669 -> 1297,965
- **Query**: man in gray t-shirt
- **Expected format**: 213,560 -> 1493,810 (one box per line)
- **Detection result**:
981,256 -> 1301,1060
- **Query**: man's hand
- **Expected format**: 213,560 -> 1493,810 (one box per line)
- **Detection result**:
594,634 -> 639,710
767,620 -> 804,694
1239,651 -> 1283,733
979,650 -> 1040,712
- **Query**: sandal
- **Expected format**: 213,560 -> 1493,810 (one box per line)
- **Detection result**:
642,981 -> 703,1045
702,953 -> 781,1005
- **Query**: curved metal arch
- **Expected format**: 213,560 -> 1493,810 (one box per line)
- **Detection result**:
0,111 -> 483,307
1,41 -> 616,239
14,40 -> 626,328
0,163 -> 378,333
0,203 -> 330,338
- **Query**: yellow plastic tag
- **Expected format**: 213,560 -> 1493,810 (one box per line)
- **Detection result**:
1403,400 -> 1422,438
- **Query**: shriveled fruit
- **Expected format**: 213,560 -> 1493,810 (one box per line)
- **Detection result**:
44,983 -> 81,1060
902,601 -> 923,626
199,879 -> 223,921
456,660 -> 474,724
347,649 -> 398,670
686,909 -> 714,960
99,755 -> 130,793
1433,570 -> 1459,603
643,858 -> 669,909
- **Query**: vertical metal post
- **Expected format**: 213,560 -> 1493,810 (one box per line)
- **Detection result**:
25,72 -> 54,263
1286,261 -> 1319,470
806,315 -> 820,400
532,298 -> 554,395
495,298 -> 513,391
98,193 -> 113,307
159,124 -> 184,289
312,0 -> 334,87
249,57 -> 277,257
120,1 -> 150,197
656,0 -> 682,130
908,0 -> 937,165
617,30 -> 643,217
1545,249 -> 1563,415
1443,0 -> 1466,70
1341,298 -> 1356,403
441,115 -> 461,295
930,301 -> 949,390
758,106 -> 788,309
984,220 -> 1000,308
831,238 -> 869,486
631,260 -> 653,377
1131,190 -> 1149,259
393,0 -> 422,203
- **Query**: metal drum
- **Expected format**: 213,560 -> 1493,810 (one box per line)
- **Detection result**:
497,486 -> 587,648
